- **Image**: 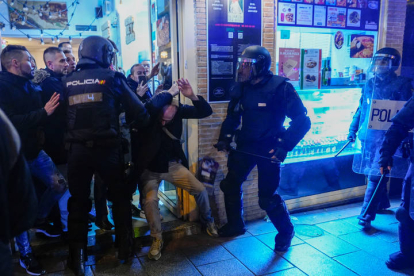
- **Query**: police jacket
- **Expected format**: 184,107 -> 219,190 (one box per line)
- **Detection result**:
126,75 -> 152,103
33,68 -> 67,164
379,95 -> 414,168
219,72 -> 311,152
349,73 -> 413,135
0,71 -> 47,160
63,63 -> 150,144
133,95 -> 212,174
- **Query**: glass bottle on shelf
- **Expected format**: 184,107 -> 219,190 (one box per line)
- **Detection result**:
326,60 -> 331,86
321,60 -> 327,86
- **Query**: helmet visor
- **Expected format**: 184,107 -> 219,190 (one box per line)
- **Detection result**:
235,57 -> 257,83
368,54 -> 394,75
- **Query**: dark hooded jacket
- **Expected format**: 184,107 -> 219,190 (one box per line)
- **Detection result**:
0,71 -> 47,160
126,75 -> 153,103
33,68 -> 67,164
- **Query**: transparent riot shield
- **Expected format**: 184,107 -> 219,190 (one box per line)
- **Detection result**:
352,73 -> 411,179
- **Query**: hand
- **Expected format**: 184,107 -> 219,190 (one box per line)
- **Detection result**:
380,166 -> 391,175
44,92 -> 60,116
347,132 -> 356,142
168,83 -> 179,97
136,81 -> 148,97
269,147 -> 288,163
154,84 -> 164,95
214,141 -> 231,153
149,62 -> 160,79
177,78 -> 198,101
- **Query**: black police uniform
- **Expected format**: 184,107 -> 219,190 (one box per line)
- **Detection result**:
64,62 -> 150,265
218,71 -> 311,248
379,94 -> 414,269
349,73 -> 413,224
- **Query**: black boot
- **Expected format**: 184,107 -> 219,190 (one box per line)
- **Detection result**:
218,194 -> 246,237
112,200 -> 134,263
266,201 -> 294,252
67,243 -> 86,276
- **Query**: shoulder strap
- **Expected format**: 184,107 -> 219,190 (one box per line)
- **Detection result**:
162,127 -> 185,144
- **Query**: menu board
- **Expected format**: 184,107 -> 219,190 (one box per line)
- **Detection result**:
207,0 -> 262,102
277,0 -> 380,31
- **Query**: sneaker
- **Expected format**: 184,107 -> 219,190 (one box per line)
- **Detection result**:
32,222 -> 61,238
386,251 -> 414,270
206,221 -> 219,237
358,219 -> 372,230
148,238 -> 163,261
20,253 -> 46,275
131,204 -> 142,217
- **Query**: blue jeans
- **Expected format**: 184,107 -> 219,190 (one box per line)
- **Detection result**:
15,231 -> 32,257
27,150 -> 68,223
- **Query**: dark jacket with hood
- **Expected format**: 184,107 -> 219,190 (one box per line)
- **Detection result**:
0,108 -> 37,246
132,95 -> 213,174
33,68 -> 67,164
0,71 -> 47,160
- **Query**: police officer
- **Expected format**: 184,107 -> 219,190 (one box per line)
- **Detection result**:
215,46 -> 311,251
348,48 -> 413,230
63,36 -> 151,275
378,93 -> 414,270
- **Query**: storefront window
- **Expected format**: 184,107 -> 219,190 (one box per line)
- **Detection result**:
275,0 -> 381,198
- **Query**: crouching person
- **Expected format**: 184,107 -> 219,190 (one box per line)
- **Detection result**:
136,79 -> 218,261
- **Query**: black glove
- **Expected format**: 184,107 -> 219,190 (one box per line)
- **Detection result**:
214,140 -> 231,152
378,153 -> 393,169
270,147 -> 288,163
347,131 -> 356,142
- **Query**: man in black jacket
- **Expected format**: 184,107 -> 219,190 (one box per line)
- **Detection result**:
33,47 -> 70,234
0,108 -> 45,275
215,46 -> 311,252
136,79 -> 218,261
0,45 -> 66,239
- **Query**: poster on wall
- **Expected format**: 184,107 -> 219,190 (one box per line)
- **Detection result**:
313,5 -> 326,26
301,49 -> 322,89
279,48 -> 301,87
125,16 -> 135,45
8,1 -> 68,30
207,0 -> 262,102
297,4 -> 313,25
350,34 -> 374,58
278,3 -> 296,25
327,7 -> 346,28
156,14 -> 170,47
277,0 -> 380,31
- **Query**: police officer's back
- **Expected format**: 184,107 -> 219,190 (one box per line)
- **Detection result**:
63,36 -> 150,276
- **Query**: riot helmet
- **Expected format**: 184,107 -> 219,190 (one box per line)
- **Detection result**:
236,45 -> 271,83
368,47 -> 401,76
78,36 -> 114,68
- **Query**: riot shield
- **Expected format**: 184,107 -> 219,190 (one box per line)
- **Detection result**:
352,74 -> 411,179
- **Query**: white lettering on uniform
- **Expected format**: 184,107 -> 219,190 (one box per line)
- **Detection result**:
67,79 -> 101,87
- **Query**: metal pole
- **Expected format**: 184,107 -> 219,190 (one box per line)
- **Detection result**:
334,140 -> 352,157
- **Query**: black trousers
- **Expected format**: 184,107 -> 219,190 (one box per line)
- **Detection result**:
67,144 -> 132,245
221,145 -> 294,238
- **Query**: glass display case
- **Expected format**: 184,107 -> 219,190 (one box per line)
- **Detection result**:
285,86 -> 362,164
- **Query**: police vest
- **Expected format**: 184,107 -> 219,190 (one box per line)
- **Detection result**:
64,68 -> 121,142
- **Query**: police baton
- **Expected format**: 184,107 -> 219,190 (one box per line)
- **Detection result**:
334,140 -> 352,157
360,172 -> 388,219
230,147 -> 277,162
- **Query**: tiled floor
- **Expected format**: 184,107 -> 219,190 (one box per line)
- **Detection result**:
13,199 -> 414,276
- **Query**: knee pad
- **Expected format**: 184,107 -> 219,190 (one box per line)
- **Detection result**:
396,207 -> 411,225
259,194 -> 282,212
